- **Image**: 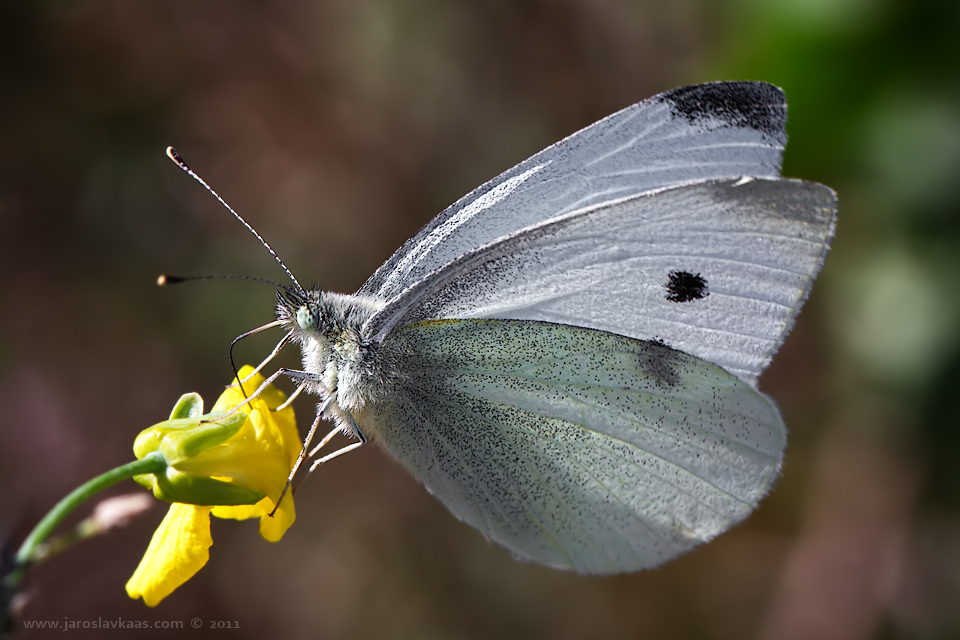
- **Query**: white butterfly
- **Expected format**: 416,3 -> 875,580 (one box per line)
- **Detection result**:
181,81 -> 837,574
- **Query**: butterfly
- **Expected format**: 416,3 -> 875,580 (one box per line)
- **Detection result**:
176,81 -> 836,574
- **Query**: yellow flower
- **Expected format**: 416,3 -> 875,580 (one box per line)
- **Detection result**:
126,367 -> 300,606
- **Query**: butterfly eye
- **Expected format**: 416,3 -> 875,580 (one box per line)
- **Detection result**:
296,304 -> 318,331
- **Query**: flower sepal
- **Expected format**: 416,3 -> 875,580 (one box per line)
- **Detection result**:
133,462 -> 265,506
131,393 -> 265,507
133,392 -> 249,459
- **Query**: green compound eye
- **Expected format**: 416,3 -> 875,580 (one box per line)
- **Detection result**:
297,305 -> 318,331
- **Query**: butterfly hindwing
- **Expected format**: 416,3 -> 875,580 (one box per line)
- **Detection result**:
359,319 -> 785,574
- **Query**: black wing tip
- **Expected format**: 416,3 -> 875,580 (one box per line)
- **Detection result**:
659,81 -> 787,140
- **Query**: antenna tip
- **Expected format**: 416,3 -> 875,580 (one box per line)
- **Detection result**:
157,274 -> 187,286
157,274 -> 168,286
166,146 -> 188,170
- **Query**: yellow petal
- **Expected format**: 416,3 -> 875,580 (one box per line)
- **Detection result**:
211,492 -> 296,543
187,368 -> 299,498
257,492 -> 296,542
126,503 -> 213,607
184,395 -> 298,497
178,412 -> 289,499
210,503 -> 261,521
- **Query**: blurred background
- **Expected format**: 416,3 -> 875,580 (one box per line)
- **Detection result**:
1,0 -> 958,638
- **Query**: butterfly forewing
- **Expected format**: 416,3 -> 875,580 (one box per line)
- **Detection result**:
365,178 -> 837,385
359,319 -> 785,574
359,82 -> 788,302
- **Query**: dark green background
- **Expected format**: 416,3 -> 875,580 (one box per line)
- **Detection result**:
2,0 -> 958,638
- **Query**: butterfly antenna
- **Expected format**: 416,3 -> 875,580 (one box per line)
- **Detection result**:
157,273 -> 290,289
165,146 -> 306,296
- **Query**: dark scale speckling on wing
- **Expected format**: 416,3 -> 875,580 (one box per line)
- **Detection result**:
634,340 -> 683,387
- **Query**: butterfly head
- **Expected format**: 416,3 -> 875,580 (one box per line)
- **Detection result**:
277,288 -> 322,336
276,288 -> 383,340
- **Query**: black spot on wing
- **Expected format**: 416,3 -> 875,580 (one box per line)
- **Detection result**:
665,271 -> 708,303
635,340 -> 682,387
661,82 -> 786,139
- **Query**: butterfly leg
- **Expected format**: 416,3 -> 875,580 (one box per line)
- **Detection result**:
306,440 -> 364,474
274,384 -> 304,412
232,329 -> 292,396
293,397 -> 335,476
307,423 -> 342,457
270,369 -> 368,513
298,403 -> 365,480
326,407 -> 367,444
270,402 -> 330,516
280,366 -> 369,443
211,367 -> 289,423
281,408 -> 365,498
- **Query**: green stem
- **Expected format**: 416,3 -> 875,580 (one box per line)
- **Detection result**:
9,453 -> 166,583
